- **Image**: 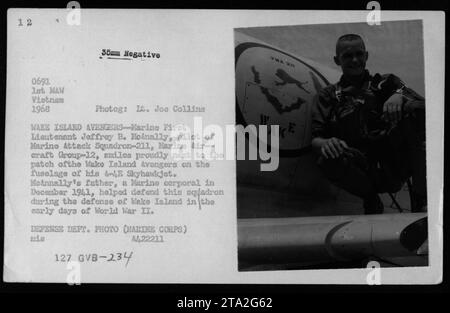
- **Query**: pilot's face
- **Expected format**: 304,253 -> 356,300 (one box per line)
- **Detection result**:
334,40 -> 368,77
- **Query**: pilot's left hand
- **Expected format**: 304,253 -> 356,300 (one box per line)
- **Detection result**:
382,93 -> 404,124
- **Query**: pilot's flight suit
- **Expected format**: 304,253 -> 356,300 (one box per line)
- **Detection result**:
311,70 -> 426,213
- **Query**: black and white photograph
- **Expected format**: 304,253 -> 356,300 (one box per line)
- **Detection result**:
236,20 -> 429,271
2,7 -> 444,287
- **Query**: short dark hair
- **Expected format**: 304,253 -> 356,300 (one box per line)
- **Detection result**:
335,34 -> 366,56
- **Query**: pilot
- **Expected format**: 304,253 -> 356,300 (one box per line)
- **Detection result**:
311,34 -> 426,214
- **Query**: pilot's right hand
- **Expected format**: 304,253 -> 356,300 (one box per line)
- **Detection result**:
320,137 -> 348,159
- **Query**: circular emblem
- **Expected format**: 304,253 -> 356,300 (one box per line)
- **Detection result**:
235,43 -> 329,157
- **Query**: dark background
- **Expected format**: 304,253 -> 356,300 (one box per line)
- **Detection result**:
0,0 -> 447,305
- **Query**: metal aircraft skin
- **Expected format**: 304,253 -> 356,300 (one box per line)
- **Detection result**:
235,32 -> 428,269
